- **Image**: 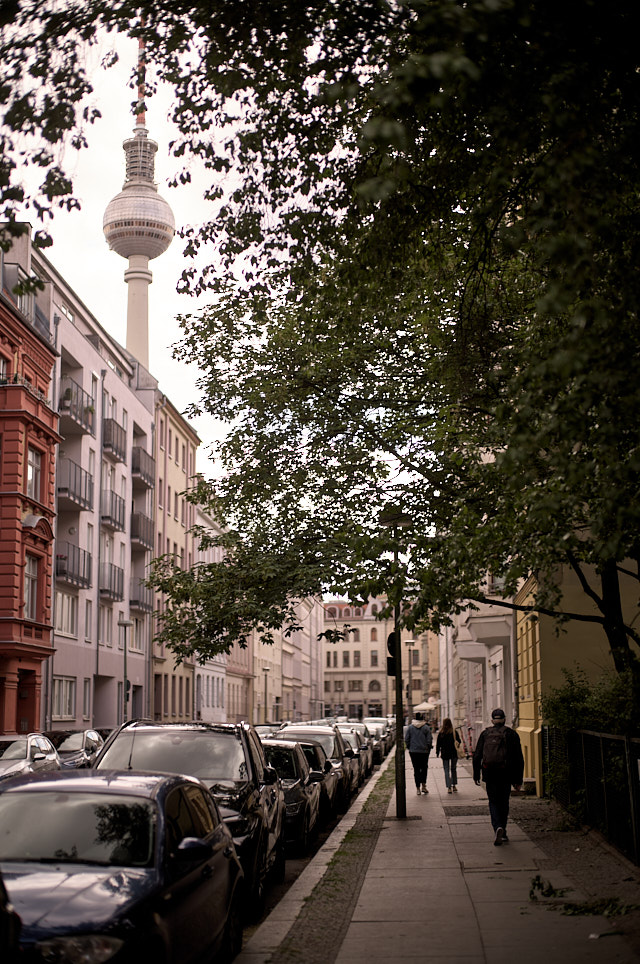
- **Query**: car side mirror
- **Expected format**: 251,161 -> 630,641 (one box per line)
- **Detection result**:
324,760 -> 333,774
30,749 -> 45,761
174,837 -> 213,864
309,770 -> 324,783
263,765 -> 278,786
344,748 -> 354,758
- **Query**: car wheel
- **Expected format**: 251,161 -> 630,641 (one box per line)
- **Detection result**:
218,885 -> 244,964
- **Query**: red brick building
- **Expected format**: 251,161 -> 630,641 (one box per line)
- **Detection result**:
0,229 -> 60,734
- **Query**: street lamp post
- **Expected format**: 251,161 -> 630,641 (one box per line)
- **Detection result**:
263,667 -> 270,725
379,506 -> 413,820
118,618 -> 134,722
407,643 -> 414,721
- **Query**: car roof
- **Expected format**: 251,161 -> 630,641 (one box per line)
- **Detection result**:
0,769 -> 205,799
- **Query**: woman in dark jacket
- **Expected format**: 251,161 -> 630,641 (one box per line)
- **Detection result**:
436,718 -> 462,793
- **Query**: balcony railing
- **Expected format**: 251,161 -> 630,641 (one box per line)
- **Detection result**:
131,511 -> 154,551
58,376 -> 95,434
0,372 -> 51,406
1,260 -> 53,345
55,542 -> 92,588
131,446 -> 155,489
102,418 -> 127,463
99,562 -> 124,600
100,490 -> 126,530
130,578 -> 154,613
57,458 -> 94,510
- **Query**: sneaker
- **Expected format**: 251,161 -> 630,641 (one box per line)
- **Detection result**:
421,784 -> 427,793
452,785 -> 458,792
502,832 -> 509,843
447,787 -> 452,793
416,788 -> 421,796
494,827 -> 504,847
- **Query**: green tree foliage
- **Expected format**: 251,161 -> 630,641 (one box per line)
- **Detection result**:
4,2 -> 640,674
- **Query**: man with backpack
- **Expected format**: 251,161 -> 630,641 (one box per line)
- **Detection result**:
473,708 -> 524,846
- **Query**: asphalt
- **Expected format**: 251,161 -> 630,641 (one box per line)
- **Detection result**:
236,749 -> 639,964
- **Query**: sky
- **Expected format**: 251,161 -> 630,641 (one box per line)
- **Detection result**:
30,34 -> 224,474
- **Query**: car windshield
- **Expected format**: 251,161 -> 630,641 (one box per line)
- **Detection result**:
0,740 -> 27,761
263,746 -> 297,780
0,791 -> 155,867
281,730 -> 335,758
46,732 -> 84,752
98,729 -> 249,783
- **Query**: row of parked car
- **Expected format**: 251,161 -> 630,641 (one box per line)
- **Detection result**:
0,716 -> 395,963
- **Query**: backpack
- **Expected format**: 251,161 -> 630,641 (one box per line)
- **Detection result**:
482,725 -> 508,771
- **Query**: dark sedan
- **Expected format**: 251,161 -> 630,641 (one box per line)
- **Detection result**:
42,728 -> 104,768
267,735 -> 340,825
262,740 -> 322,855
0,770 -> 244,964
277,724 -> 356,812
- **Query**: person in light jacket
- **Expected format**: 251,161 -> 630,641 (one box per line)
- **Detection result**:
436,718 -> 462,794
404,712 -> 433,795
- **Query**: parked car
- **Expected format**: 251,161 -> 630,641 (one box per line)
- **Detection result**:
337,724 -> 374,778
261,739 -> 323,855
95,720 -> 286,918
363,717 -> 394,755
362,722 -> 386,764
277,724 -> 356,812
42,728 -> 104,768
0,769 -> 244,964
268,735 -> 340,825
0,734 -> 60,783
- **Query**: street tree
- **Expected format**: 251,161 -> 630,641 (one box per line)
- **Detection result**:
3,2 -> 640,690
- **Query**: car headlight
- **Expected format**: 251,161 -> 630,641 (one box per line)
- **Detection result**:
37,934 -> 124,963
285,801 -> 304,816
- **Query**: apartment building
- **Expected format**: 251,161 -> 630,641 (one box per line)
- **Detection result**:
193,505 -> 227,723
0,232 -> 60,734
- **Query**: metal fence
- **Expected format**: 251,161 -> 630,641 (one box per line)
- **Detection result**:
543,726 -> 640,864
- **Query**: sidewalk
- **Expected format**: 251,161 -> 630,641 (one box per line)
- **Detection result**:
237,751 -> 639,963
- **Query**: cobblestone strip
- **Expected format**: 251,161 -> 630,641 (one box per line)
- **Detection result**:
272,767 -> 396,964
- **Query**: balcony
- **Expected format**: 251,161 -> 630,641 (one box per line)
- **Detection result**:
57,458 -> 94,511
100,490 -> 126,531
1,260 -> 53,345
102,418 -> 127,463
131,511 -> 154,551
58,377 -> 95,435
55,542 -> 92,588
132,446 -> 155,489
99,562 -> 124,601
130,578 -> 154,613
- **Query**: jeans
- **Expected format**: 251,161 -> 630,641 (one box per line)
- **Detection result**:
409,751 -> 430,788
485,775 -> 512,831
442,757 -> 458,788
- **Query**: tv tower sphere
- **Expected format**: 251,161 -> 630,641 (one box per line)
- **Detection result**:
103,126 -> 175,260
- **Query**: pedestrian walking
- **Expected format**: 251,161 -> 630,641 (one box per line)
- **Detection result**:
435,718 -> 462,794
404,711 -> 433,795
473,708 -> 524,846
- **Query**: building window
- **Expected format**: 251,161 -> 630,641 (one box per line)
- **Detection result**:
369,679 -> 382,692
83,679 -> 91,719
333,652 -> 337,667
26,446 -> 42,501
159,419 -> 165,449
54,590 -> 78,636
412,649 -> 419,666
334,680 -> 344,692
181,443 -> 186,470
181,499 -> 186,525
326,607 -> 336,618
158,478 -> 163,508
342,652 -> 350,668
99,605 -> 113,646
350,628 -> 360,642
354,650 -> 361,667
174,492 -> 179,518
324,680 -> 331,692
85,599 -> 93,642
168,428 -> 172,457
371,604 -> 378,614
131,617 -> 144,652
24,554 -> 38,620
412,678 -> 422,691
52,677 -> 76,719
370,628 -> 377,641
371,650 -> 378,667
348,679 -> 363,692
326,652 -> 331,668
